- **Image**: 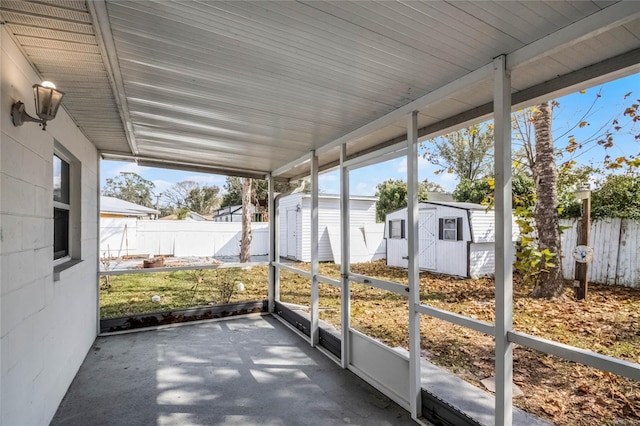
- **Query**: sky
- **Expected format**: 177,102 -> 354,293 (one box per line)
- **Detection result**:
101,72 -> 639,200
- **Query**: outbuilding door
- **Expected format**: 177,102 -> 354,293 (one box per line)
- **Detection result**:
418,210 -> 436,270
286,210 -> 297,259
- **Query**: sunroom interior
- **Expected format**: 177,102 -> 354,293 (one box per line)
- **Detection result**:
1,1 -> 639,425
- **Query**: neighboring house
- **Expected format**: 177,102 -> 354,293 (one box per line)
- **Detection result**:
100,196 -> 159,219
159,211 -> 210,221
212,204 -> 261,222
385,202 -> 519,278
279,193 -> 385,263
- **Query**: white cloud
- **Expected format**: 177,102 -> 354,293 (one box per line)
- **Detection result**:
319,173 -> 338,182
396,156 -> 433,174
151,179 -> 174,194
182,174 -> 227,186
355,181 -> 375,196
430,172 -> 458,192
440,173 -> 456,182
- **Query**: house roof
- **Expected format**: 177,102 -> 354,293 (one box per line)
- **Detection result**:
2,2 -> 639,180
100,196 -> 159,216
159,211 -> 210,221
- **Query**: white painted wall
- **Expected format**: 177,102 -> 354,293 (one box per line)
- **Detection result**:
387,204 -> 519,278
386,204 -> 469,276
432,205 -> 469,277
1,28 -> 99,425
278,193 -> 302,260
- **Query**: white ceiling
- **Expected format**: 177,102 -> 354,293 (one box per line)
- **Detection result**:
2,1 -> 639,180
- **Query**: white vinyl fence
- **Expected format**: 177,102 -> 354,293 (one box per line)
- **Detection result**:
101,217 -> 639,286
100,219 -> 269,258
560,218 -> 640,288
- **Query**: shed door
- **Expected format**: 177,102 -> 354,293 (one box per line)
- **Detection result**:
286,210 -> 297,258
419,210 -> 436,270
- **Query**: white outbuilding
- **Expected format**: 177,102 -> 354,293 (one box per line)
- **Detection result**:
385,201 -> 519,278
278,193 -> 384,263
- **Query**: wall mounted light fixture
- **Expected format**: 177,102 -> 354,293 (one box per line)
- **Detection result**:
11,81 -> 65,130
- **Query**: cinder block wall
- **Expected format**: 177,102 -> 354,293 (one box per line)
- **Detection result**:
1,28 -> 99,425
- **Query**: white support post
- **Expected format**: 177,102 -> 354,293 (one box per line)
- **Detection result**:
96,154 -> 102,335
407,111 -> 422,420
268,174 -> 279,313
494,54 -> 513,426
340,144 -> 351,368
310,152 -> 320,346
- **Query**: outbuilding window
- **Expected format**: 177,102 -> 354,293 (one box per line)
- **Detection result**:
439,217 -> 463,241
389,219 -> 405,239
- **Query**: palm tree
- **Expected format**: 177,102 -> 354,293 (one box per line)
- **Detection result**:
240,178 -> 252,263
531,101 -> 564,298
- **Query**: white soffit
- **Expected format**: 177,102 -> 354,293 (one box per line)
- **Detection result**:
0,0 -> 130,153
2,1 -> 639,179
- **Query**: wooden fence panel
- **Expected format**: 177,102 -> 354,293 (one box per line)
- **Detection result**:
617,220 -> 640,287
591,218 -> 620,285
560,218 -> 638,287
560,218 -> 577,280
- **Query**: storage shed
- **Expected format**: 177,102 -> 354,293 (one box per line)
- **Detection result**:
279,193 -> 384,262
386,202 -> 519,278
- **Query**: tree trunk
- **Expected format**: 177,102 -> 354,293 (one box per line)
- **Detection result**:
240,178 -> 252,263
531,102 -> 564,298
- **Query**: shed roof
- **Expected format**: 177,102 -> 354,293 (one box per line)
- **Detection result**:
2,1 -> 639,179
421,201 -> 488,211
299,194 -> 378,202
100,196 -> 159,216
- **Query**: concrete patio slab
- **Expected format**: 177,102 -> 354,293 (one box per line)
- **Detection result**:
52,314 -> 417,426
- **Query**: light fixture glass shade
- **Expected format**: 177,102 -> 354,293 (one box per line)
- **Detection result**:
33,83 -> 64,121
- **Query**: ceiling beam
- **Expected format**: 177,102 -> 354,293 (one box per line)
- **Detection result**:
507,1 -> 640,70
88,0 -> 138,156
100,151 -> 273,180
271,152 -> 314,177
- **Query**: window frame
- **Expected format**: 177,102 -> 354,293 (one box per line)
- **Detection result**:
53,153 -> 71,263
442,217 -> 458,241
438,216 -> 464,242
389,219 -> 405,239
52,142 -> 81,269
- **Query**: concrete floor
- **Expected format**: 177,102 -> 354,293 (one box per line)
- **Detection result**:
52,314 -> 417,426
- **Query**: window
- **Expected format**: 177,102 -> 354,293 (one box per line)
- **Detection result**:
53,154 -> 70,260
439,217 -> 463,241
388,219 -> 405,239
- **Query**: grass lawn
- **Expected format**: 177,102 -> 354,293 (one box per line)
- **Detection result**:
100,266 -> 269,319
101,260 -> 639,425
